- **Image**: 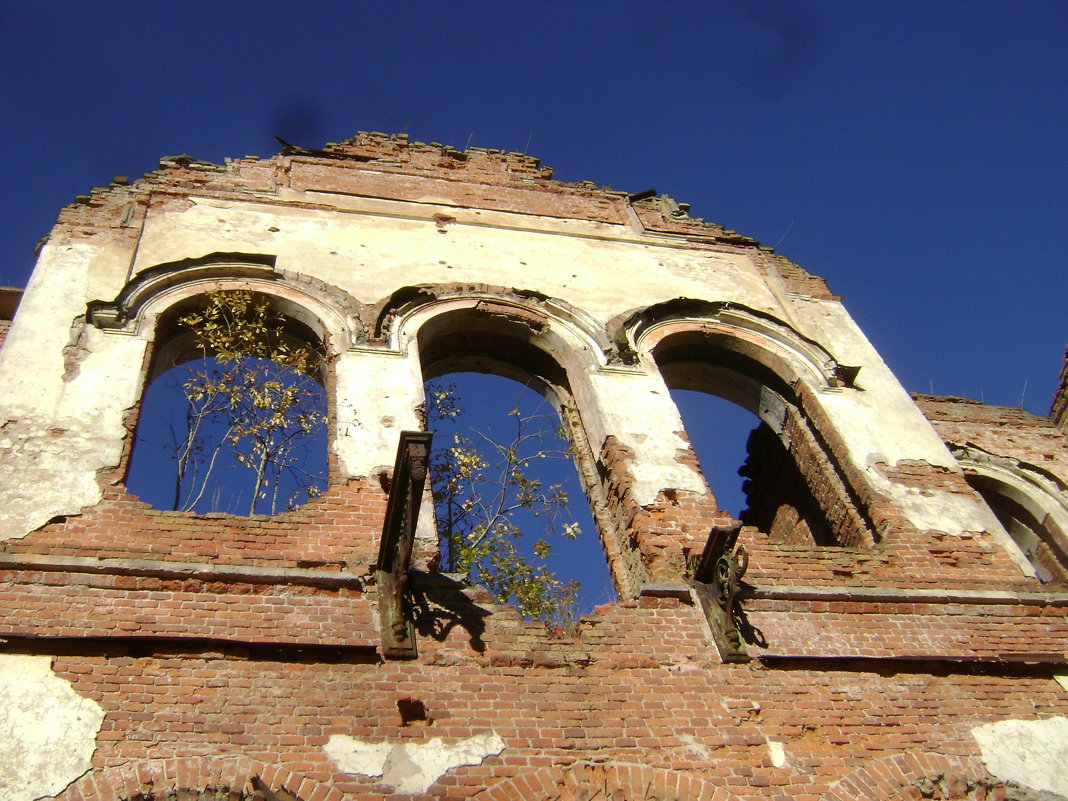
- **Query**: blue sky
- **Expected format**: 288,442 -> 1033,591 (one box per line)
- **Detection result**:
3,2 -> 1064,612
2,2 -> 1064,414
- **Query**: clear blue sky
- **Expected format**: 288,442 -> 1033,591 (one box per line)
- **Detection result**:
2,2 -> 1065,414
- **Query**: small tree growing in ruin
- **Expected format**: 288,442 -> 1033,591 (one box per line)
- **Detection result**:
424,379 -> 581,629
158,289 -> 327,515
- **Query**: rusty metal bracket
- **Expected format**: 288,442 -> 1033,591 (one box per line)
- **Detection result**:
375,430 -> 433,659
692,522 -> 751,663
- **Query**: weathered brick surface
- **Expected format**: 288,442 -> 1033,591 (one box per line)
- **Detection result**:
915,394 -> 1068,486
21,614 -> 1066,801
4,136 -> 1067,800
598,435 -> 732,589
739,528 -> 1038,590
1,479 -> 389,570
748,598 -> 1068,660
0,569 -> 374,645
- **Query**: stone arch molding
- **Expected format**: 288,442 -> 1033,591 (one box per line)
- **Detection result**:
374,283 -> 612,372
86,253 -> 364,352
53,757 -> 343,801
952,444 -> 1068,574
612,298 -> 854,391
472,762 -> 737,801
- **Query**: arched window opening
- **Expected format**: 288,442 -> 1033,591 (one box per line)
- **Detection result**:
669,389 -> 757,518
416,304 -> 613,627
423,372 -> 612,628
126,290 -> 328,516
966,474 -> 1068,584
653,331 -> 864,547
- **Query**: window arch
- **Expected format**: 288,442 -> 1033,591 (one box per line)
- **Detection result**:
87,257 -> 355,517
126,288 -> 329,516
625,302 -> 875,548
953,446 -> 1068,583
392,296 -> 617,620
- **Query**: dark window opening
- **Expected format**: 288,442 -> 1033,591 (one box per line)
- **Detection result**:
656,335 -> 861,547
737,421 -> 841,546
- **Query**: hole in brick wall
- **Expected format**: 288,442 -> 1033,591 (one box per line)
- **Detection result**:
397,697 -> 429,725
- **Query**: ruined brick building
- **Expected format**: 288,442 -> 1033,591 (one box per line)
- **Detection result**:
0,133 -> 1066,800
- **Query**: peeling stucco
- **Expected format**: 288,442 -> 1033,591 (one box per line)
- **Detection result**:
0,654 -> 105,801
767,740 -> 787,768
971,717 -> 1068,797
324,732 -> 505,794
0,416 -> 119,541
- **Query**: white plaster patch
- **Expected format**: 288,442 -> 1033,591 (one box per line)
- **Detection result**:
767,740 -> 787,768
971,716 -> 1068,797
323,737 -> 393,776
333,351 -> 424,477
325,732 -> 505,794
0,654 -> 105,801
678,733 -> 711,760
0,414 -> 120,541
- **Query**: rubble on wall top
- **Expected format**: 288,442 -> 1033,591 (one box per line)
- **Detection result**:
43,131 -> 831,298
1051,347 -> 1068,432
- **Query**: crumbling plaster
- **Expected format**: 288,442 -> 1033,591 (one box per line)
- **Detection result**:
0,242 -> 147,540
790,299 -> 1010,537
128,196 -> 785,324
0,654 -> 105,801
971,717 -> 1068,798
585,368 -> 708,505
334,349 -> 424,476
1,174 -> 1005,542
324,732 -> 506,795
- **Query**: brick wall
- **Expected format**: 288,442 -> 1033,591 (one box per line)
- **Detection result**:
3,139 -> 1067,800
8,594 -> 1063,800
915,394 -> 1068,487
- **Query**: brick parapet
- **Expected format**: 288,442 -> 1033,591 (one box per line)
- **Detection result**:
43,132 -> 837,302
0,478 -> 390,572
915,393 -> 1068,487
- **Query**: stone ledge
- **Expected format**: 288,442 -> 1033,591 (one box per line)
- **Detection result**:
751,583 -> 1068,606
0,552 -> 366,589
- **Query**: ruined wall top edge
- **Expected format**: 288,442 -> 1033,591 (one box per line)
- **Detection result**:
43,132 -> 833,299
